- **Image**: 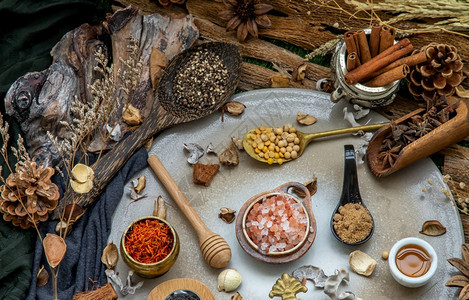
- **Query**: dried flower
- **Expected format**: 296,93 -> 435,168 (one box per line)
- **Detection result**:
219,0 -> 273,43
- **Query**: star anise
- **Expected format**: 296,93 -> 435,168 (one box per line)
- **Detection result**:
219,0 -> 273,43
446,243 -> 469,300
377,145 -> 401,170
408,119 -> 433,138
390,122 -> 408,146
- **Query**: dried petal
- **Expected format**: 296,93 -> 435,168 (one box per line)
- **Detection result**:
37,265 -> 49,287
219,207 -> 236,224
349,250 -> 377,276
43,233 -> 67,268
219,10 -> 235,21
231,136 -> 244,151
292,64 -> 307,82
448,258 -> 469,278
55,221 -> 72,236
184,143 -> 204,164
461,284 -> 469,300
122,104 -> 143,126
237,22 -> 249,43
219,144 -> 239,166
462,244 -> 469,263
223,101 -> 246,116
226,15 -> 241,31
246,18 -> 258,38
70,179 -> 93,194
255,14 -> 272,28
254,3 -> 273,15
101,242 -> 119,269
270,74 -> 290,88
420,220 -> 446,236
132,176 -> 146,194
297,112 -> 317,125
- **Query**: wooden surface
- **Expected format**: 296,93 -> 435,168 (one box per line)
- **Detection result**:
148,155 -> 232,269
114,0 -> 469,240
147,278 -> 214,300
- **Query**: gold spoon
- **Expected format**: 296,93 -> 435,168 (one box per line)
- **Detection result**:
243,122 -> 389,164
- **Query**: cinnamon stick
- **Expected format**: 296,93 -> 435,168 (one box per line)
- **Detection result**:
345,38 -> 413,84
364,64 -> 410,87
368,51 -> 427,78
379,26 -> 396,53
346,52 -> 360,71
369,24 -> 381,58
73,283 -> 118,300
355,30 -> 372,63
344,31 -> 358,57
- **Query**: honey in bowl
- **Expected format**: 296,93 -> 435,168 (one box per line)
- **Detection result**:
395,243 -> 432,277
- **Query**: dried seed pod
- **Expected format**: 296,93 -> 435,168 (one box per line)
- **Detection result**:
219,207 -> 236,224
297,112 -> 317,126
70,164 -> 94,194
349,250 -> 376,276
219,143 -> 239,166
55,221 -> 72,236
448,258 -> 469,278
462,244 -> 469,263
270,74 -> 290,88
43,234 -> 67,268
184,143 -> 204,164
231,137 -> 244,151
292,63 -> 307,82
446,275 -> 469,287
101,242 -> 119,269
153,196 -> 167,220
37,265 -> 49,287
63,203 -> 86,223
293,177 -> 318,198
223,101 -> 245,116
132,176 -> 146,194
420,220 -> 446,236
122,104 -> 143,126
218,269 -> 242,292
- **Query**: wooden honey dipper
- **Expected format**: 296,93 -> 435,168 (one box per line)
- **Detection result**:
148,155 -> 232,268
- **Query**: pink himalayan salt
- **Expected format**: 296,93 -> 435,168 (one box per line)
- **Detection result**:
245,194 -> 308,253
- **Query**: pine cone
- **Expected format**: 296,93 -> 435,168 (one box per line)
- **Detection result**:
0,162 -> 59,229
407,43 -> 464,101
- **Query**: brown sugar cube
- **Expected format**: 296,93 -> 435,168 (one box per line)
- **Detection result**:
193,163 -> 220,186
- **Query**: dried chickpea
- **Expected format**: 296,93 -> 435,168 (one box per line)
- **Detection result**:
275,128 -> 283,135
291,151 -> 298,159
264,152 -> 270,158
293,145 -> 300,152
258,142 -> 264,149
261,134 -> 268,142
259,125 -> 266,131
275,146 -> 280,152
286,136 -> 294,143
294,137 -> 300,144
255,128 -> 261,134
267,158 -> 274,164
284,152 -> 291,159
274,153 -> 280,159
286,146 -> 293,153
382,251 -> 389,260
270,135 -> 276,142
277,158 -> 283,164
268,145 -> 275,151
268,151 -> 275,158
289,127 -> 296,133
280,147 -> 286,153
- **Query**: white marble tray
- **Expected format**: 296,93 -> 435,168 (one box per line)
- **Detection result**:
108,89 -> 463,300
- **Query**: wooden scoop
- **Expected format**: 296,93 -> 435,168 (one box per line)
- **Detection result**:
243,123 -> 388,164
53,42 -> 242,218
148,155 -> 231,269
366,97 -> 469,177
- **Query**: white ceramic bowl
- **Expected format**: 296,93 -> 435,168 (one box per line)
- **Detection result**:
388,237 -> 438,288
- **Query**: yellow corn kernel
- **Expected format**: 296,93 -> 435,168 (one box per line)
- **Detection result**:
274,153 -> 280,159
263,146 -> 268,153
268,145 -> 275,151
277,158 -> 283,165
279,152 -> 284,158
255,129 -> 261,134
265,140 -> 271,146
252,142 -> 258,149
267,158 -> 274,164
254,148 -> 261,154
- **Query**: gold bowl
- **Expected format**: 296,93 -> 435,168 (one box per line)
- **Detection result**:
120,216 -> 180,278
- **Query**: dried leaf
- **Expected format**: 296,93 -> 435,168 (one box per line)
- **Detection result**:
219,207 -> 236,224
448,258 -> 469,278
446,275 -> 469,287
461,284 -> 469,300
132,176 -> 146,194
43,233 -> 67,268
297,112 -> 317,126
184,143 -> 204,164
292,265 -> 328,288
150,47 -> 169,90
270,74 -> 290,88
37,265 -> 49,287
292,63 -> 307,82
153,196 -> 167,220
101,242 -> 119,269
462,244 -> 469,263
223,101 -> 245,115
219,143 -> 239,166
231,137 -> 244,151
122,104 -> 143,126
420,220 -> 446,236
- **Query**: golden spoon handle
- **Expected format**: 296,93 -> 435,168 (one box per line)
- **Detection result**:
303,122 -> 388,144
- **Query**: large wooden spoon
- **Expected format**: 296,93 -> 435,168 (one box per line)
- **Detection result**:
243,123 -> 388,164
53,42 -> 242,218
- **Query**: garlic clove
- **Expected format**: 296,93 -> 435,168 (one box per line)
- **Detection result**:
217,269 -> 242,292
349,250 -> 376,276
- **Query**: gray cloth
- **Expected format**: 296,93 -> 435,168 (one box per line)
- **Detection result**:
26,147 -> 148,299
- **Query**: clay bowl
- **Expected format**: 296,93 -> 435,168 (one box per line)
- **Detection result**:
121,216 -> 180,278
235,182 -> 317,264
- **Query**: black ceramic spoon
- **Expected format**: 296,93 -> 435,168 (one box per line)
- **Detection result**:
331,144 -> 374,245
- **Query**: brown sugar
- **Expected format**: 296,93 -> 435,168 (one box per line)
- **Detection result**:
333,203 -> 372,243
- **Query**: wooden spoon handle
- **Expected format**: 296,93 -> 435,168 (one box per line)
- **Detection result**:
304,122 -> 388,144
148,155 -> 231,268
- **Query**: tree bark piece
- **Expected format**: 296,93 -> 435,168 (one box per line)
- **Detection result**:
441,145 -> 469,184
73,283 -> 118,300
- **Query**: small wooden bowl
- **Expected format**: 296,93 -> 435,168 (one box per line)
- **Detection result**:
121,216 -> 180,278
235,182 -> 317,264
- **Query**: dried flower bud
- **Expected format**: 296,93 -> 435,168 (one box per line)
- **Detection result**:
37,265 -> 49,287
218,269 -> 242,292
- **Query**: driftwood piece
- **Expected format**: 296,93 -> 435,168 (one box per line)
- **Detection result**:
441,145 -> 469,184
73,283 -> 118,300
